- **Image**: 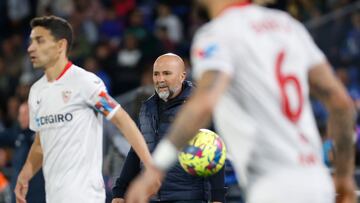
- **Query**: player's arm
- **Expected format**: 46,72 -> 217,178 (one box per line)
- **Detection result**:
309,62 -> 355,177
167,70 -> 230,150
110,108 -> 152,167
15,132 -> 43,203
309,62 -> 357,201
85,75 -> 152,167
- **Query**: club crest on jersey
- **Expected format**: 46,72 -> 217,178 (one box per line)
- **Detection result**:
194,44 -> 218,59
62,90 -> 72,103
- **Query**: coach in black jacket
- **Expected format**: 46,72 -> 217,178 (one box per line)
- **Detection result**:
112,53 -> 225,203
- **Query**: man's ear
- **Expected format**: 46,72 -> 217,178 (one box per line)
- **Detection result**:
181,71 -> 186,81
58,39 -> 68,54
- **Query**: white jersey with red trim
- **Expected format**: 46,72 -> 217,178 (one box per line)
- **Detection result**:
28,63 -> 120,203
191,3 -> 332,193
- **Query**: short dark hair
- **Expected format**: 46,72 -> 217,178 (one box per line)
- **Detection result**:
30,15 -> 73,54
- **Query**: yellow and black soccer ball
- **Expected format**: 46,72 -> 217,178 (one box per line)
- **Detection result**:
178,129 -> 226,177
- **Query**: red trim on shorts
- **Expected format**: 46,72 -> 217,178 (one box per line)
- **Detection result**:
56,61 -> 72,80
218,1 -> 251,16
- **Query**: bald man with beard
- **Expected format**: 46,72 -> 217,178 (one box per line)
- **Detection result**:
112,53 -> 225,203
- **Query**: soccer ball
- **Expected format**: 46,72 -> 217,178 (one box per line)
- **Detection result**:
178,129 -> 226,177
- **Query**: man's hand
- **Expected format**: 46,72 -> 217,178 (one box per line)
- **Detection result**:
125,166 -> 163,203
14,175 -> 29,203
111,198 -> 125,203
335,176 -> 357,203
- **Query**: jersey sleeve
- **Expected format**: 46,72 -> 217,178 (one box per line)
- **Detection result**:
81,72 -> 120,120
191,28 -> 234,80
293,19 -> 326,70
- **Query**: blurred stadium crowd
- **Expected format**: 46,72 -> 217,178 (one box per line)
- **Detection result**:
0,0 -> 359,202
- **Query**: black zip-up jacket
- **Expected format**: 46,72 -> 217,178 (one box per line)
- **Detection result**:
112,81 -> 226,202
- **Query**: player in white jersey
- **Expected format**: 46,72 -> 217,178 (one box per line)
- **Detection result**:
14,16 -> 154,203
125,1 -> 357,203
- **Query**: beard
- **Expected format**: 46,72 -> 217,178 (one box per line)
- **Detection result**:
155,84 -> 181,102
158,90 -> 170,101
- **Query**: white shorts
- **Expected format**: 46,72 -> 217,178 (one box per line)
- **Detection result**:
247,167 -> 335,203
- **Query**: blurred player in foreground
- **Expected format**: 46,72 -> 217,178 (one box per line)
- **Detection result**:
125,0 -> 357,203
14,15 -> 153,203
